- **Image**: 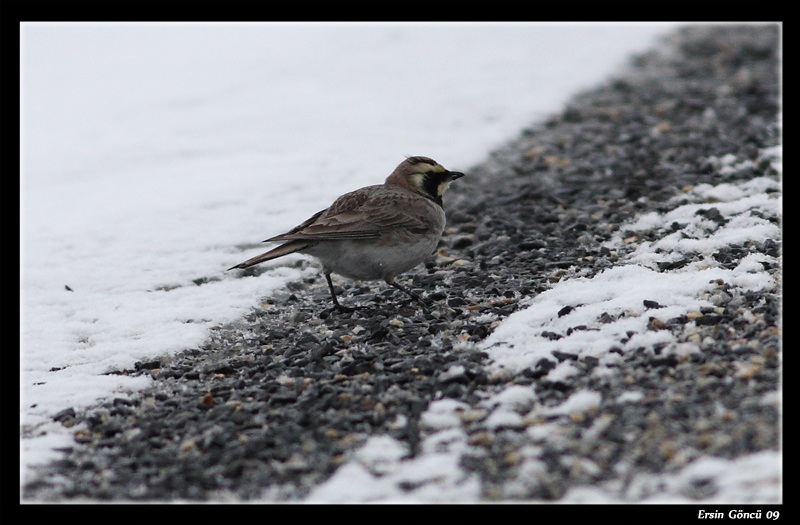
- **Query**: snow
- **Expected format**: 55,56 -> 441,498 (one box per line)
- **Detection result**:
420,398 -> 469,431
541,389 -> 602,416
482,164 -> 781,375
309,431 -> 482,502
20,22 -> 779,502
561,450 -> 782,503
485,384 -> 536,410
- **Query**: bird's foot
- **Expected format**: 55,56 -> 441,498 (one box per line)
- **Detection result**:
325,301 -> 369,315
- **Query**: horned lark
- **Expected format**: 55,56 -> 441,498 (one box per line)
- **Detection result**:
229,156 -> 465,310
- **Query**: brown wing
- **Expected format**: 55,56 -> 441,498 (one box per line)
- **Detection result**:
263,209 -> 327,241
265,186 -> 426,242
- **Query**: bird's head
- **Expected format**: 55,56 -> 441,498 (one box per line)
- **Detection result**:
386,156 -> 465,206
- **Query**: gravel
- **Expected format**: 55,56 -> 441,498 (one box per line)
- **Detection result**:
22,24 -> 781,503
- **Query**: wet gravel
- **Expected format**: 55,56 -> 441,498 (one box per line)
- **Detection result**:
23,24 -> 781,502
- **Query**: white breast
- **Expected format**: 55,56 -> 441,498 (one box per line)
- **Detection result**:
309,203 -> 445,282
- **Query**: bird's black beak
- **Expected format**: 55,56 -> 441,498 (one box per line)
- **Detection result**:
448,171 -> 465,180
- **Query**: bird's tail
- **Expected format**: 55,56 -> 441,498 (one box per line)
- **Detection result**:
227,241 -> 311,270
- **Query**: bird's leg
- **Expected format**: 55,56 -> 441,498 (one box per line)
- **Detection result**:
325,272 -> 358,312
388,279 -> 429,308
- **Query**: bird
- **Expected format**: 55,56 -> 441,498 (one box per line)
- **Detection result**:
228,156 -> 465,311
